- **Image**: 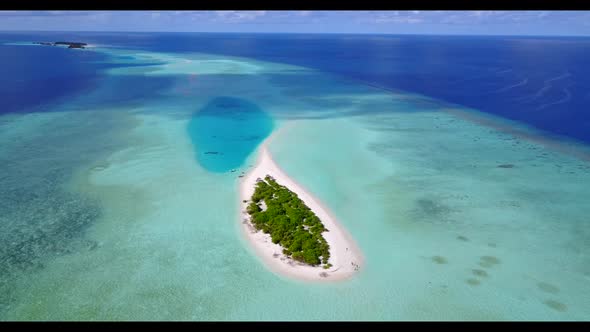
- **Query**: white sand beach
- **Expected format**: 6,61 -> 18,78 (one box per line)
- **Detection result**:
238,131 -> 363,282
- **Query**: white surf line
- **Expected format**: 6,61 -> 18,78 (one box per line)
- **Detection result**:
546,72 -> 572,83
536,87 -> 572,111
491,78 -> 529,94
514,71 -> 571,103
448,72 -> 494,86
495,68 -> 514,74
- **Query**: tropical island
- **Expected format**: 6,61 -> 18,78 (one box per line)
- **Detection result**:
246,175 -> 331,268
33,41 -> 87,49
239,141 -> 362,281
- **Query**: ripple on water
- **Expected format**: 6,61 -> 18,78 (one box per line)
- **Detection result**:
543,299 -> 567,312
431,256 -> 448,264
472,269 -> 488,278
478,255 -> 501,268
466,278 -> 481,286
537,282 -> 560,294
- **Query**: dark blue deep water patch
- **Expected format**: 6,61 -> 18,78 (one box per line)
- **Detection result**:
0,44 -> 106,114
187,97 -> 273,173
0,32 -> 168,114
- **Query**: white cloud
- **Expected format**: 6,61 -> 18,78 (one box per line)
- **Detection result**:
87,12 -> 111,23
437,11 -> 538,25
469,11 -> 502,18
374,12 -> 424,24
214,10 -> 267,23
1,10 -> 589,35
0,10 -> 68,16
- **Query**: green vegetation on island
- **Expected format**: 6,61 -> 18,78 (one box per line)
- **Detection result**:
246,175 -> 330,267
33,41 -> 87,49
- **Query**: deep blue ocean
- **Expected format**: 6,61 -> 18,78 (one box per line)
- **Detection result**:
1,31 -> 590,144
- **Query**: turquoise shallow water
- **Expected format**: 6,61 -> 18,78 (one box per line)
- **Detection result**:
187,96 -> 273,173
0,43 -> 589,321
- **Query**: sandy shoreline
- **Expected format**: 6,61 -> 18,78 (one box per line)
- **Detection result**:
238,127 -> 363,282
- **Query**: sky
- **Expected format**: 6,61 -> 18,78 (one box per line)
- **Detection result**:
0,11 -> 589,36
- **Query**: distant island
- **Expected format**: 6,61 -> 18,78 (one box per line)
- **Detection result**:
246,175 -> 331,268
33,41 -> 88,49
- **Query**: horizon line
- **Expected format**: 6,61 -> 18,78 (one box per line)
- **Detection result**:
0,29 -> 589,38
